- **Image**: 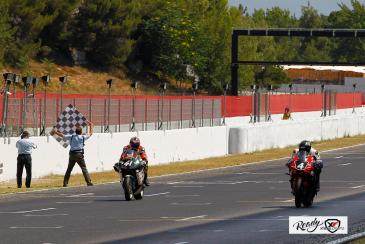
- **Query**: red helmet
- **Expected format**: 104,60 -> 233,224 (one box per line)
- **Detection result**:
129,137 -> 140,149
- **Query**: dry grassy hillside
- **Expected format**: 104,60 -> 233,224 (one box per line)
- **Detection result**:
1,60 -> 183,96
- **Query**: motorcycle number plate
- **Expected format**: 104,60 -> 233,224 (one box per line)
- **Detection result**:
123,161 -> 132,167
296,163 -> 305,170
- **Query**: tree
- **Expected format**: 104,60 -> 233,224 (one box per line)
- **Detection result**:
0,1 -> 14,67
138,1 -> 204,85
5,0 -> 56,67
70,0 -> 141,69
39,0 -> 82,59
328,0 -> 365,62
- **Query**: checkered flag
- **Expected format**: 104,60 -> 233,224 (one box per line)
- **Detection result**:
51,104 -> 88,148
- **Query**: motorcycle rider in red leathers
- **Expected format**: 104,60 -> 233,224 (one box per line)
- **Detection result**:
286,140 -> 323,193
118,137 -> 150,186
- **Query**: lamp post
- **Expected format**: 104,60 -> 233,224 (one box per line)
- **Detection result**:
1,73 -> 15,137
191,81 -> 199,127
352,83 -> 357,114
12,75 -> 19,98
249,84 -> 256,123
222,82 -> 229,125
59,75 -> 67,110
321,84 -> 325,117
130,81 -> 138,131
158,82 -> 167,130
21,76 -> 32,133
267,84 -> 273,121
40,75 -> 50,135
289,84 -> 293,115
105,79 -> 113,132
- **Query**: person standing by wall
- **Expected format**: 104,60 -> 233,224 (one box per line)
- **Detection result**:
282,107 -> 292,120
15,131 -> 37,188
52,122 -> 94,187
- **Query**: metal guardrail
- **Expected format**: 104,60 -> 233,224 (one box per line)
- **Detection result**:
0,96 -> 222,137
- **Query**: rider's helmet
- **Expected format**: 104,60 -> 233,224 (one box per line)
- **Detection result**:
299,140 -> 311,153
129,137 -> 140,149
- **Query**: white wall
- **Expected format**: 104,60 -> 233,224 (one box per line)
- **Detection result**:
228,113 -> 365,154
224,107 -> 365,127
1,107 -> 365,182
0,126 -> 228,182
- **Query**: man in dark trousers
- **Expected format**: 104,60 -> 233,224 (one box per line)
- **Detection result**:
15,131 -> 37,188
52,122 -> 94,187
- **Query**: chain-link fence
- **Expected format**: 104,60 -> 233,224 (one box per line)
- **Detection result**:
0,96 -> 222,137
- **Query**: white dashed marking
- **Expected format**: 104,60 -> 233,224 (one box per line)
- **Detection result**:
176,215 -> 207,221
0,208 -> 56,214
145,192 -> 170,197
9,226 -> 63,229
351,185 -> 365,189
171,202 -> 211,206
338,163 -> 352,166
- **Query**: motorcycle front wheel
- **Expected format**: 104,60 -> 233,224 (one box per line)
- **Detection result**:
123,177 -> 134,201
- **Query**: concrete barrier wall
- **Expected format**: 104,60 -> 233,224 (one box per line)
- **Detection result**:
0,126 -> 228,182
1,108 -> 365,182
229,113 -> 365,154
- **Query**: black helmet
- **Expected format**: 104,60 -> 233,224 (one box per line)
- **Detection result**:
129,137 -> 140,149
299,140 -> 311,153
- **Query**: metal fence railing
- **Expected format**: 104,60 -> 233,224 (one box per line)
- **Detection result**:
0,96 -> 222,137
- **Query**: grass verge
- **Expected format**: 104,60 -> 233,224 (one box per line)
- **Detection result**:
1,134 -> 365,194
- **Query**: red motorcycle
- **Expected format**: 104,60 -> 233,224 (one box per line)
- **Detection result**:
289,151 -> 317,208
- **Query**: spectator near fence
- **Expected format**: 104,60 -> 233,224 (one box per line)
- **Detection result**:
15,131 -> 37,188
282,107 -> 292,120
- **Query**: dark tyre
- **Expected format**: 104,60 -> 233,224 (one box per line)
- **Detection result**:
123,177 -> 134,201
294,178 -> 302,208
295,194 -> 302,208
303,197 -> 313,208
303,188 -> 315,208
135,189 -> 144,200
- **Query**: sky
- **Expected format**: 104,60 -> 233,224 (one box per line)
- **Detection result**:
228,0 -> 365,16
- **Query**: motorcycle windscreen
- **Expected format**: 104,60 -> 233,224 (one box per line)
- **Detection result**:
296,151 -> 308,170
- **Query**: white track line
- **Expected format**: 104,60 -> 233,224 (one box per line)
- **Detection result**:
56,201 -> 91,204
351,185 -> 365,189
338,163 -> 352,166
9,226 -> 63,229
24,213 -> 68,217
326,231 -> 365,244
145,192 -> 170,197
335,156 -> 344,159
171,202 -> 211,206
0,208 -> 56,214
66,193 -> 94,198
176,215 -> 207,221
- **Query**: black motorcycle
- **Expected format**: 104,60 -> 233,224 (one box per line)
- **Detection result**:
115,151 -> 146,201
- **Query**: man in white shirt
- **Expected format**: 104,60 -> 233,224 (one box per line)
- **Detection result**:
16,131 -> 37,188
52,122 -> 94,187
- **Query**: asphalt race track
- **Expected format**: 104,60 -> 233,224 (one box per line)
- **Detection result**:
2,144 -> 365,244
